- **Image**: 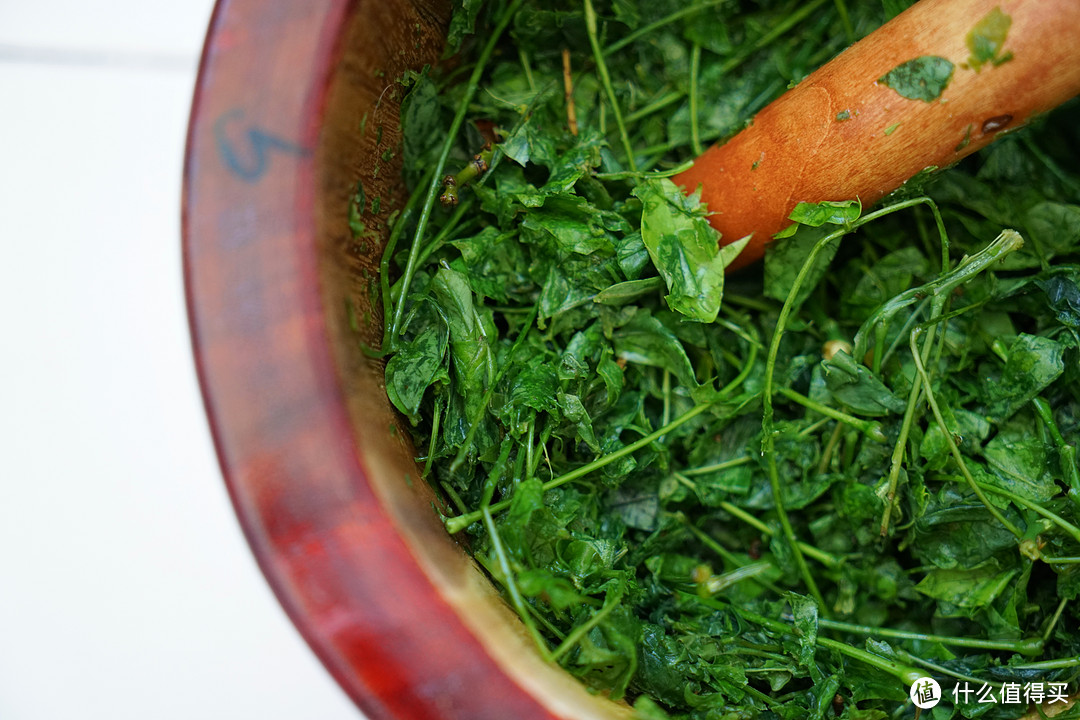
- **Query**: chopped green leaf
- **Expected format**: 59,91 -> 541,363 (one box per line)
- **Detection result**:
878,55 -> 955,102
966,7 -> 1013,71
632,178 -> 731,323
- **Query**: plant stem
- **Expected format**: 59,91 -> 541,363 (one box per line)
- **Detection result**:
853,227 -> 1023,361
718,501 -> 840,568
552,585 -> 623,661
625,90 -> 685,124
762,225 -> 846,614
390,0 -> 524,342
446,401 -> 713,533
681,456 -> 752,477
777,387 -> 886,443
482,506 -> 552,660
603,0 -> 729,56
817,637 -> 925,686
880,297 -> 943,536
518,46 -> 536,93
975,481 -> 1080,544
910,327 -> 1023,539
832,0 -> 854,42
379,178 -> 428,352
424,395 -> 442,479
1011,656 -> 1080,671
1032,396 -> 1080,508
815,617 -> 1043,655
689,42 -> 704,156
584,0 -> 637,171
593,159 -> 694,180
712,0 -> 830,79
687,592 -> 924,685
894,648 -> 1004,689
1044,598 -> 1068,643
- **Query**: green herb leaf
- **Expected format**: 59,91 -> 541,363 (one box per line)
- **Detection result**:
632,178 -> 732,323
822,350 -> 907,416
915,565 -> 1018,611
966,7 -> 1012,71
878,55 -> 955,102
612,310 -> 698,388
984,333 -> 1065,422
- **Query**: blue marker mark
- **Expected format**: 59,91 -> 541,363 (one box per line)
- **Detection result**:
213,109 -> 309,182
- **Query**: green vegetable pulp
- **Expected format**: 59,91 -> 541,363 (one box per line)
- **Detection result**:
369,0 -> 1080,717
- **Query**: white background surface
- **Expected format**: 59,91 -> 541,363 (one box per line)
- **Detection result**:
0,3 -> 362,718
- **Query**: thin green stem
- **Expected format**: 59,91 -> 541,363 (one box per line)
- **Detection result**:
817,637 -> 925,686
797,417 -> 832,439
518,46 -> 536,93
815,617 -> 1042,655
389,0 -> 524,342
1033,396 -> 1080,506
719,501 -> 840,568
585,0 -> 637,171
603,0 -> 728,56
593,159 -> 694,180
412,197 -> 474,269
853,228 -> 1023,362
440,481 -> 468,516
894,649 -> 1004,689
975,481 -> 1080,544
447,402 -> 713,533
1044,598 -> 1068,643
525,416 -> 535,484
625,90 -> 685,124
688,593 -> 924,684
816,422 -> 844,475
424,395 -> 442,479
681,456 -> 752,477
551,585 -> 623,661
762,225 -> 847,613
777,387 -> 886,443
482,506 -> 552,660
689,42 -> 704,156
379,178 -> 429,352
832,0 -> 854,43
910,327 -> 1023,539
683,521 -> 787,597
1011,656 -> 1080,671
1023,135 -> 1080,196
661,369 -> 672,428
880,297 -> 943,536
712,0 -> 830,78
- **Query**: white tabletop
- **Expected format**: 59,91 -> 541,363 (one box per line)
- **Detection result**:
0,3 -> 363,718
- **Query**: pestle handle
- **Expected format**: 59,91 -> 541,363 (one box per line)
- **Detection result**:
673,0 -> 1080,271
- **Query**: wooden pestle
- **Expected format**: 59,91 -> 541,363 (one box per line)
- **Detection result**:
673,0 -> 1080,271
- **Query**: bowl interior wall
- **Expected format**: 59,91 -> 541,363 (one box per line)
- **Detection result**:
313,3 -> 631,718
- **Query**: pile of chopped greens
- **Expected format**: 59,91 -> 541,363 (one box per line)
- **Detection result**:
365,0 -> 1080,717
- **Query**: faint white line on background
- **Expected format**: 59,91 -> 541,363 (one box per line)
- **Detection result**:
0,44 -> 195,72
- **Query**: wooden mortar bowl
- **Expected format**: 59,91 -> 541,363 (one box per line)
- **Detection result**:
182,2 -> 1074,719
183,1 -> 631,718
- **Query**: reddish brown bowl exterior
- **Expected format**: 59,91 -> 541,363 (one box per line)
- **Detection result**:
181,1 -> 607,718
